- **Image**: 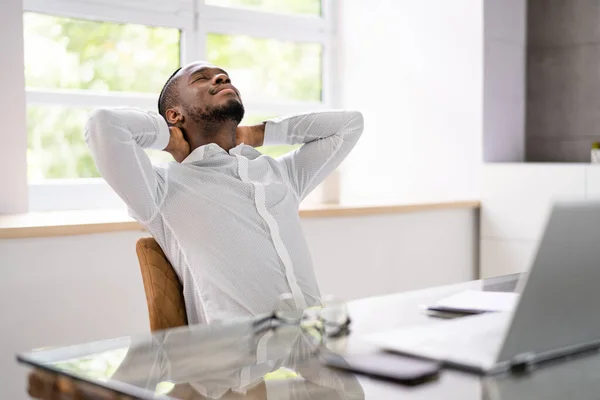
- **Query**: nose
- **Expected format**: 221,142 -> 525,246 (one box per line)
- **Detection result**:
213,73 -> 231,85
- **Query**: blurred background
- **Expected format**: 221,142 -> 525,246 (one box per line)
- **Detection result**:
12,0 -> 483,212
5,0 -> 597,397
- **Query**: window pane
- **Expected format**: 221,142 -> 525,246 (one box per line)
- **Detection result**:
27,106 -> 173,180
23,12 -> 180,93
207,34 -> 322,102
241,114 -> 274,125
27,106 -> 98,180
206,0 -> 321,16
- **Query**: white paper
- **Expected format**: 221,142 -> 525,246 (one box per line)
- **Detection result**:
429,290 -> 518,313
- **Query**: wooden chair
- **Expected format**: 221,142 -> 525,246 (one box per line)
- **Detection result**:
135,237 -> 188,332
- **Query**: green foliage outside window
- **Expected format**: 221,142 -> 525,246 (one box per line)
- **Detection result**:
24,13 -> 180,180
24,13 -> 180,93
207,34 -> 322,103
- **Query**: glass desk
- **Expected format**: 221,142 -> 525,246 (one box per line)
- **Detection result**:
20,274 -> 599,399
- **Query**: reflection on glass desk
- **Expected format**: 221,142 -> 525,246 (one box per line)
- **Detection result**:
22,320 -> 364,399
20,273 -> 600,399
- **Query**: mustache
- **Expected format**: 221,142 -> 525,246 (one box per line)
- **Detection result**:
208,84 -> 238,96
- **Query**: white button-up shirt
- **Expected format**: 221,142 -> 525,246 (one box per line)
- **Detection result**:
85,109 -> 364,324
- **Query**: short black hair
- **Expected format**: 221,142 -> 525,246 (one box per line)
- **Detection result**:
158,67 -> 183,120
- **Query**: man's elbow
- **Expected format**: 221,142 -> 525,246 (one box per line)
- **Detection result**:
346,111 -> 364,134
87,108 -> 116,128
85,108 -> 116,141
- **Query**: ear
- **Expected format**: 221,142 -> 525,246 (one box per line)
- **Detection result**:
165,107 -> 184,125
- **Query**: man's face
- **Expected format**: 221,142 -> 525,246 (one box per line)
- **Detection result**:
174,62 -> 244,125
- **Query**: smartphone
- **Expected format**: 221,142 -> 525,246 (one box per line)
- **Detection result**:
320,351 -> 441,386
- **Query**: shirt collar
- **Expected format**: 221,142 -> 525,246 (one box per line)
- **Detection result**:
182,143 -> 262,164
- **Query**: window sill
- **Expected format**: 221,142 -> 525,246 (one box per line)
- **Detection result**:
0,200 -> 480,239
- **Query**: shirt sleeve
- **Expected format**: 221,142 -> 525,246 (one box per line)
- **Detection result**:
263,110 -> 364,201
85,108 -> 171,223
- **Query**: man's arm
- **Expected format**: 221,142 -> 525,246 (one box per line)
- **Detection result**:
85,108 -> 187,222
243,111 -> 364,201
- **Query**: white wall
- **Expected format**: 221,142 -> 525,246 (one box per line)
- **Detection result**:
338,0 -> 483,203
0,208 -> 477,399
480,164 -> 600,278
478,0 -> 598,278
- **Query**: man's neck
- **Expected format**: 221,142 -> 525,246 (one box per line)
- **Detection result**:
185,119 -> 238,153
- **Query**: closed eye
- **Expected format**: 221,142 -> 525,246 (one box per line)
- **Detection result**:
192,76 -> 207,83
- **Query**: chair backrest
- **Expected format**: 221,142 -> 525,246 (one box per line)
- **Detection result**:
135,237 -> 188,332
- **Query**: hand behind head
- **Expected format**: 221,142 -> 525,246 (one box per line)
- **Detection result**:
165,126 -> 191,163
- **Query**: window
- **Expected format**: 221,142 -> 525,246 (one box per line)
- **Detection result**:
24,13 -> 180,94
23,0 -> 337,211
205,0 -> 322,16
24,12 -> 181,180
207,34 -> 322,102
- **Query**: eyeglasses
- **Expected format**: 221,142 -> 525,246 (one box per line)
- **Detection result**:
252,296 -> 352,339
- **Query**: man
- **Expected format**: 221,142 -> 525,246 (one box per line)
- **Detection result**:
86,61 -> 364,324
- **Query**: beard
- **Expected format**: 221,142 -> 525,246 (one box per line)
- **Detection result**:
184,99 -> 245,131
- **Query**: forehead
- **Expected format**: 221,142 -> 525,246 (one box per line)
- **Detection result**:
177,62 -> 227,78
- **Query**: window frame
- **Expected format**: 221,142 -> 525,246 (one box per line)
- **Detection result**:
23,0 -> 340,211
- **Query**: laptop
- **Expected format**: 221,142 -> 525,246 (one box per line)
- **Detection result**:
367,200 -> 600,374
